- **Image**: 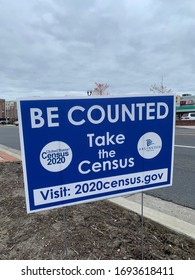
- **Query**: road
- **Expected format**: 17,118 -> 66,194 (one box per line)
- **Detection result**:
148,127 -> 195,210
0,125 -> 195,209
0,125 -> 20,150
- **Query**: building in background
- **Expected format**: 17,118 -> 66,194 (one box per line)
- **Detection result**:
0,98 -> 5,119
5,101 -> 18,121
176,94 -> 195,118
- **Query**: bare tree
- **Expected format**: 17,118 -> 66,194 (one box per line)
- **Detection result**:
150,77 -> 172,94
87,83 -> 109,96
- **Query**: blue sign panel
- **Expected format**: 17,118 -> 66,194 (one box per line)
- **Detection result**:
18,95 -> 175,213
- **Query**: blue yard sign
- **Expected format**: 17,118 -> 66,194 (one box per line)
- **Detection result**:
17,95 -> 175,213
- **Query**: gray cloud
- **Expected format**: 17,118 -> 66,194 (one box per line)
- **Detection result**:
0,0 -> 195,100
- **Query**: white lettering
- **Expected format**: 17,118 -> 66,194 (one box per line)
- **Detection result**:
147,103 -> 155,120
47,107 -> 59,127
122,104 -> 135,121
107,104 -> 119,123
30,107 -> 60,128
30,101 -> 170,128
87,105 -> 105,124
68,106 -> 85,125
157,102 -> 169,119
136,103 -> 145,120
78,157 -> 135,174
30,108 -> 44,128
87,132 -> 125,147
78,160 -> 90,174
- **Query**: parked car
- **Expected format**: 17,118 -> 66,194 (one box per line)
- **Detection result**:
13,120 -> 19,126
0,118 -> 8,124
181,112 -> 195,120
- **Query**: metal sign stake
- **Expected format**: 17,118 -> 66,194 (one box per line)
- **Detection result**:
63,208 -> 68,258
141,192 -> 144,260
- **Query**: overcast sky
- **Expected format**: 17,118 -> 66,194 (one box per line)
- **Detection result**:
0,0 -> 195,100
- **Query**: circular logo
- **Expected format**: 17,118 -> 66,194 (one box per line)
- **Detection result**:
40,141 -> 73,172
137,132 -> 162,159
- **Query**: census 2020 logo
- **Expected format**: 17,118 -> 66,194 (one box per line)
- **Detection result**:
40,141 -> 73,172
137,132 -> 162,159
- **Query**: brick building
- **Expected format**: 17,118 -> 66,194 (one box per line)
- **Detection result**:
0,99 -> 5,119
5,101 -> 18,121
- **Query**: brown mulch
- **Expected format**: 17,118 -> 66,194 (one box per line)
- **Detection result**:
0,162 -> 194,260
